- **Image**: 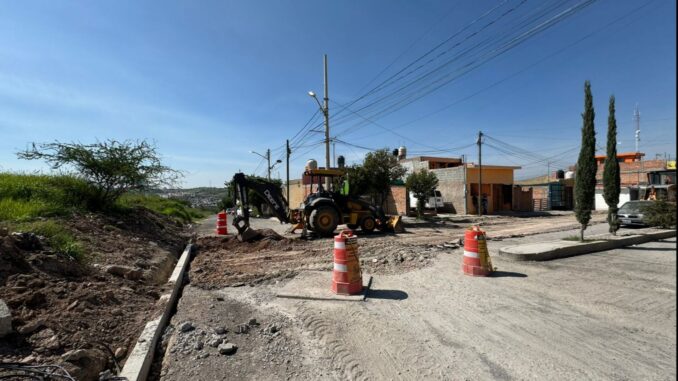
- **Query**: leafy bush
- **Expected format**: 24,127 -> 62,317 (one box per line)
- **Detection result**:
643,200 -> 676,228
17,140 -> 181,209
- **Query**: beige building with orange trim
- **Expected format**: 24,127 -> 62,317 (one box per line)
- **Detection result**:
400,155 -> 520,214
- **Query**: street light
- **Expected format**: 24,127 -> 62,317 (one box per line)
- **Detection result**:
249,149 -> 280,181
308,54 -> 331,189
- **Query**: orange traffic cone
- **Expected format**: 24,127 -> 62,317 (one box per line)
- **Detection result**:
331,230 -> 363,295
461,226 -> 492,276
215,211 -> 228,235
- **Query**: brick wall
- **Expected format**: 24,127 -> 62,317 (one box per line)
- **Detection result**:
595,159 -> 667,186
384,185 -> 408,215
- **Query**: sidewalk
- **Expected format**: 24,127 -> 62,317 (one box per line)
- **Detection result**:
497,228 -> 676,261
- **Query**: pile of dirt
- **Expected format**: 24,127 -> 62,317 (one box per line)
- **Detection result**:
190,233 -> 450,289
0,209 -> 190,381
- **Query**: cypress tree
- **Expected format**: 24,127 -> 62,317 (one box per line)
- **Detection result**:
574,81 -> 597,241
603,95 -> 621,235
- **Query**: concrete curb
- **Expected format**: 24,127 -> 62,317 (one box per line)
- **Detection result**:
497,230 -> 676,261
119,243 -> 193,381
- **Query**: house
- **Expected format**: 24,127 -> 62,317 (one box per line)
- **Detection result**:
515,172 -> 575,211
590,152 -> 673,210
399,153 -> 520,214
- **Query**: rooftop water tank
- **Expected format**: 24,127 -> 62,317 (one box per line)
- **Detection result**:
556,169 -> 565,179
305,159 -> 318,171
337,155 -> 345,168
398,146 -> 407,160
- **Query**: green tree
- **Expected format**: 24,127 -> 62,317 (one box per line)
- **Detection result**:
344,164 -> 370,198
17,140 -> 180,209
362,149 -> 407,207
603,95 -> 621,235
405,169 -> 439,219
574,81 -> 597,241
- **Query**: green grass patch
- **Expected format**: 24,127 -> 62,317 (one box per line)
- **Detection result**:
0,172 -> 95,221
9,220 -> 86,262
116,193 -> 210,224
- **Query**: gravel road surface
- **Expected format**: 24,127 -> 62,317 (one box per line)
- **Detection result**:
160,220 -> 676,381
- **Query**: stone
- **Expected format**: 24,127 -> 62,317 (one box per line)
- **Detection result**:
214,327 -> 227,335
197,352 -> 210,359
218,342 -> 237,355
66,301 -> 79,311
114,347 -> 126,359
44,335 -> 61,350
124,269 -> 143,281
208,336 -> 224,348
17,319 -> 45,335
194,340 -> 204,350
236,324 -> 249,334
371,258 -> 378,264
20,355 -> 36,364
248,318 -> 259,326
179,321 -> 195,332
0,300 -> 12,338
267,324 -> 280,334
61,348 -> 108,380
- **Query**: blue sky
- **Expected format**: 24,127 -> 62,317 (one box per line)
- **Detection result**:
0,0 -> 675,186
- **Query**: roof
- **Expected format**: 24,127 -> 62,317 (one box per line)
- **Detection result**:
399,156 -> 462,163
465,164 -> 521,170
595,152 -> 645,159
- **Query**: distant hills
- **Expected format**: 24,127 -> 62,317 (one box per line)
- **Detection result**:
150,187 -> 229,209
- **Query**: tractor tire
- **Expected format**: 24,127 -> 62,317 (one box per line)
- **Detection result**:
309,206 -> 339,237
360,216 -> 376,233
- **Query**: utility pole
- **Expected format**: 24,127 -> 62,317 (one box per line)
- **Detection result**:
477,131 -> 483,216
462,154 -> 467,215
634,104 -> 641,186
286,139 -> 291,203
332,141 -> 336,167
266,148 -> 271,181
323,54 -> 331,189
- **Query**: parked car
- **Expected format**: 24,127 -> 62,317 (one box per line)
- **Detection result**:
409,190 -> 444,209
618,200 -> 653,227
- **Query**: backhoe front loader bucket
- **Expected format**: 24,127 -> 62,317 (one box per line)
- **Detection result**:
377,215 -> 404,233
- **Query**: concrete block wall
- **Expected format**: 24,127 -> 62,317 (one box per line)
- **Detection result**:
430,167 -> 466,213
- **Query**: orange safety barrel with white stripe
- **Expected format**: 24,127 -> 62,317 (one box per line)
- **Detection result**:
215,211 -> 228,235
461,226 -> 491,276
331,229 -> 363,295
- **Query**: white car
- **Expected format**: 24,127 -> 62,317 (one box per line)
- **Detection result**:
409,190 -> 444,209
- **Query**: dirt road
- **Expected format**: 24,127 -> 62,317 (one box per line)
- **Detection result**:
157,215 -> 675,380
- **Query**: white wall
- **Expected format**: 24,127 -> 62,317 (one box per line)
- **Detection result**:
595,190 -> 631,210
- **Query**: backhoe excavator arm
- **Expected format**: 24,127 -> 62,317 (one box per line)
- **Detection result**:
231,172 -> 290,241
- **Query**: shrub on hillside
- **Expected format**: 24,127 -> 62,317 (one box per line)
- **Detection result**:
17,140 -> 181,209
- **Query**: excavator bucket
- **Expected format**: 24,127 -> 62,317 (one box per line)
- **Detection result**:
232,215 -> 262,242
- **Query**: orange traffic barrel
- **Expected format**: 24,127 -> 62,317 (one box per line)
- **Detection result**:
216,211 -> 228,235
331,230 -> 363,295
461,226 -> 492,276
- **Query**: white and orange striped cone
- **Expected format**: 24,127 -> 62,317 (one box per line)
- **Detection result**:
331,230 -> 363,295
215,211 -> 228,235
461,226 -> 492,276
